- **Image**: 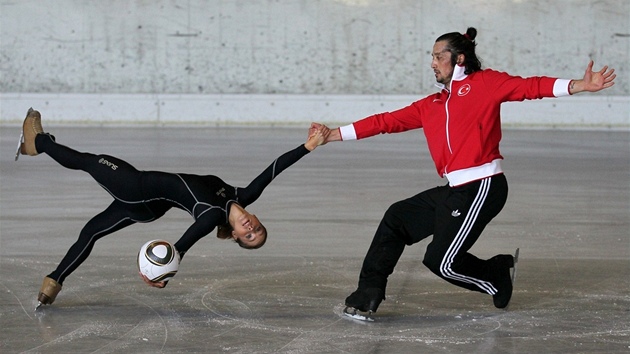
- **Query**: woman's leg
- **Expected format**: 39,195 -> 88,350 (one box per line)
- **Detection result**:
46,201 -> 141,285
35,134 -> 144,201
38,200 -> 158,306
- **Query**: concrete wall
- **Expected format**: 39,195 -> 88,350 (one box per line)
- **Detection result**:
1,0 -> 628,127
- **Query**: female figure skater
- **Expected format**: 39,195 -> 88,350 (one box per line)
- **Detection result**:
16,108 -> 329,308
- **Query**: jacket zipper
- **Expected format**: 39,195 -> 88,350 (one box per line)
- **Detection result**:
444,85 -> 453,175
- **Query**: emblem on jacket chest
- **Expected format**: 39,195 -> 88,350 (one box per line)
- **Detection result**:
457,84 -> 471,96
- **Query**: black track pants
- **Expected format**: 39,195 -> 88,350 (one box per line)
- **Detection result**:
357,174 -> 509,295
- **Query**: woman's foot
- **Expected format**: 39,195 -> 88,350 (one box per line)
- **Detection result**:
16,108 -> 44,160
36,276 -> 62,309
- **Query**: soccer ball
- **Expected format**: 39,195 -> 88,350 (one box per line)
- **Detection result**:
137,240 -> 180,282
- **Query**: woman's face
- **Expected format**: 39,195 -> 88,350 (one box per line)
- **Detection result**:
232,213 -> 266,248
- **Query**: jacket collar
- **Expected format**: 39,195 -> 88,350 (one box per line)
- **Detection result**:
434,64 -> 468,91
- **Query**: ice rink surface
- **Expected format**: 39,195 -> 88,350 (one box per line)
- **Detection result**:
1,125 -> 628,353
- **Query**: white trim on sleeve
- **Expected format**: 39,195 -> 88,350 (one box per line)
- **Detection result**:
553,79 -> 571,97
339,124 -> 357,141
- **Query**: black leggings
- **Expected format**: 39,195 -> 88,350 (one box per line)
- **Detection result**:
36,134 -> 164,284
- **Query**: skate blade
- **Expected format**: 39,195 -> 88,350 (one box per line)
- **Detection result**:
343,306 -> 374,322
15,131 -> 24,161
35,301 -> 43,311
511,248 -> 520,283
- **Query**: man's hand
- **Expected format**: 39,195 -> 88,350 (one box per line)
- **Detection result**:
304,125 -> 331,151
308,123 -> 324,142
570,60 -> 616,94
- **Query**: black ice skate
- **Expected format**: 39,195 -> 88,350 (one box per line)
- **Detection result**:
343,288 -> 384,322
491,248 -> 519,309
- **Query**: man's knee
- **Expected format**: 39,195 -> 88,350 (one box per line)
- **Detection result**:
381,200 -> 409,228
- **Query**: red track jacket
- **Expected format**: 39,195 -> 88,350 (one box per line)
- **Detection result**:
340,65 -> 571,186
